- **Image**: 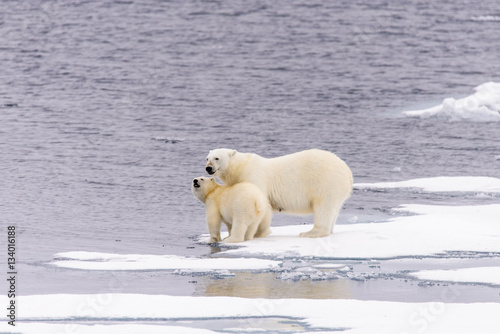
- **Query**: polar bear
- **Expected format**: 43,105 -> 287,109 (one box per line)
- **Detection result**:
205,149 -> 353,238
191,176 -> 272,243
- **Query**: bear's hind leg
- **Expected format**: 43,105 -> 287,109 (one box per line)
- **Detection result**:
299,201 -> 338,238
329,204 -> 341,234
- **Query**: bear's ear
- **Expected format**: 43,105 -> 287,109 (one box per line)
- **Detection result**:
209,177 -> 215,182
229,149 -> 237,157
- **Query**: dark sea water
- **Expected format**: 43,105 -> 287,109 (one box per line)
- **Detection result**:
1,0 -> 500,299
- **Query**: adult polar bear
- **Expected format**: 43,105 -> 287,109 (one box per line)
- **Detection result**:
206,149 -> 353,238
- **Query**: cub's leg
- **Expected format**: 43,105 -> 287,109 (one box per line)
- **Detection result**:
206,208 -> 222,243
244,220 -> 260,241
223,221 -> 232,237
222,219 -> 247,243
254,208 -> 272,238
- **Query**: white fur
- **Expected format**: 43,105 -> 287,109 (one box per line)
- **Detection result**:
191,177 -> 272,243
206,149 -> 353,238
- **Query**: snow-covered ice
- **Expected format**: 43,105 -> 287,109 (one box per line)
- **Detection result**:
355,176 -> 500,193
52,202 -> 500,269
1,323 -> 216,334
51,251 -> 280,271
411,267 -> 500,286
203,204 -> 500,259
2,294 -> 500,334
403,82 -> 500,121
0,294 -> 500,334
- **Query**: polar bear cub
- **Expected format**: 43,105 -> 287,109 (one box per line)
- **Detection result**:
206,149 -> 353,238
191,176 -> 272,243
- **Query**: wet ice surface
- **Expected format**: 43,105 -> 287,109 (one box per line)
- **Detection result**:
3,0 -> 500,332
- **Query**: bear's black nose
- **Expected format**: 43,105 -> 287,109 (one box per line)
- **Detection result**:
206,166 -> 214,174
193,179 -> 200,188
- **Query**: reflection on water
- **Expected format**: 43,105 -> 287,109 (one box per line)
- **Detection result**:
191,256 -> 500,303
194,272 -> 352,299
169,318 -> 308,333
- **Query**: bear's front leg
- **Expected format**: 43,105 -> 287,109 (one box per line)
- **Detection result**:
208,235 -> 221,243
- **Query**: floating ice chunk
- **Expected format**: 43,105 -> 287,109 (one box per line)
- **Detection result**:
212,269 -> 236,277
347,215 -> 359,223
276,265 -> 351,281
355,176 -> 500,193
51,252 -> 280,271
150,136 -> 185,143
471,15 -> 500,21
312,263 -> 350,270
403,82 -> 500,121
410,267 -> 500,285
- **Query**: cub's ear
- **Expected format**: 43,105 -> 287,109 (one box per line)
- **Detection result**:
210,177 -> 215,182
229,149 -> 237,157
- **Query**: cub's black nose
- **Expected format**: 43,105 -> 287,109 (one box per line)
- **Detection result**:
206,166 -> 214,174
193,179 -> 200,188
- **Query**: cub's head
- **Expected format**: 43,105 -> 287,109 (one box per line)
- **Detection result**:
205,148 -> 236,176
191,176 -> 217,203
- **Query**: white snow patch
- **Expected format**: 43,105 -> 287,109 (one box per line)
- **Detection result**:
411,267 -> 500,286
51,252 -> 280,271
2,294 -> 500,334
1,324 -> 216,334
214,204 -> 500,259
355,176 -> 500,193
403,82 -> 500,121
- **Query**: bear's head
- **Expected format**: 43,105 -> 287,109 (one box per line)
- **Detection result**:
191,176 -> 217,203
205,148 -> 236,176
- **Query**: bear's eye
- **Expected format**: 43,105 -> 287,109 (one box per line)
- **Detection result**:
215,157 -> 219,161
